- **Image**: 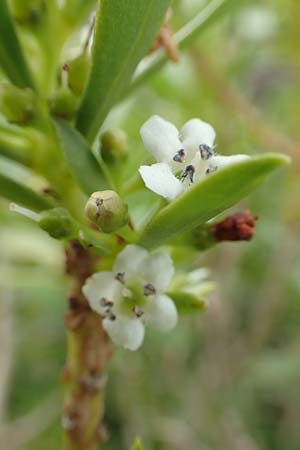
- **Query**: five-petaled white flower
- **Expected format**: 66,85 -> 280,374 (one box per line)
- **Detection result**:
83,244 -> 177,351
139,115 -> 249,202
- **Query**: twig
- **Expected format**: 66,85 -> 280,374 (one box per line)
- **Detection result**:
191,49 -> 299,160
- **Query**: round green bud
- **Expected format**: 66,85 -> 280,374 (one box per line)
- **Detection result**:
0,84 -> 36,125
49,87 -> 79,120
67,52 -> 90,95
100,129 -> 128,164
39,208 -> 78,240
85,190 -> 128,233
9,0 -> 44,23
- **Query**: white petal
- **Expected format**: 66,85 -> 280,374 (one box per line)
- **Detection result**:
82,271 -> 122,314
114,244 -> 148,281
180,118 -> 216,153
139,163 -> 183,201
103,316 -> 145,351
211,154 -> 250,169
145,294 -> 178,331
141,252 -> 174,292
140,115 -> 182,163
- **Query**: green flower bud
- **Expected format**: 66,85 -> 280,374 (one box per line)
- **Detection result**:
100,129 -> 128,164
49,87 -> 79,120
85,190 -> 128,233
0,83 -> 36,124
67,52 -> 90,95
9,0 -> 44,23
39,208 -> 78,240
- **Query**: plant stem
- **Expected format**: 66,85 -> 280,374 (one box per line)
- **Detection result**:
62,241 -> 113,450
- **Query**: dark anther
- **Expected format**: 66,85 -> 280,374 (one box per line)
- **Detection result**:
206,165 -> 218,175
199,144 -> 214,160
115,272 -> 125,284
182,164 -> 195,183
133,306 -> 144,317
144,283 -> 156,296
212,210 -> 259,242
173,148 -> 186,163
100,297 -> 113,308
109,313 -> 116,321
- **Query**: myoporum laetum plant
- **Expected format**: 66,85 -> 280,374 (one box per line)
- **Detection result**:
0,1 -> 289,449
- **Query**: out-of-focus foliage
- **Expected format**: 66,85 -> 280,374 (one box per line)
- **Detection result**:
0,0 -> 299,449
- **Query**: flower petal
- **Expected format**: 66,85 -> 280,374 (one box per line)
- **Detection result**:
141,252 -> 174,292
145,294 -> 178,331
212,154 -> 250,169
140,115 -> 182,163
103,316 -> 145,351
114,244 -> 148,281
82,271 -> 122,314
139,163 -> 183,201
180,118 -> 216,154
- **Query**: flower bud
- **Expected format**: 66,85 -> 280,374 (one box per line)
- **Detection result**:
9,0 -> 44,23
100,129 -> 128,164
0,83 -> 36,124
85,190 -> 128,233
67,52 -> 90,95
39,208 -> 78,240
49,87 -> 79,120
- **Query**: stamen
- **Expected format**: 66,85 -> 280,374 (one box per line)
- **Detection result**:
182,165 -> 195,183
10,203 -> 40,222
199,144 -> 214,160
206,165 -> 218,175
100,297 -> 114,308
173,148 -> 185,163
144,283 -> 156,296
115,272 -> 125,284
133,306 -> 144,317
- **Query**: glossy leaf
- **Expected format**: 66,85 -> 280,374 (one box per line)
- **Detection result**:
139,154 -> 290,249
0,0 -> 34,88
167,291 -> 207,315
0,171 -> 52,211
76,0 -> 170,142
54,119 -> 109,196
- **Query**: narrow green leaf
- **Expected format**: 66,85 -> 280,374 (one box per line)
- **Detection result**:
54,119 -> 109,196
76,0 -> 170,142
0,0 -> 34,88
139,154 -> 290,249
167,291 -> 207,315
0,171 -> 52,211
129,438 -> 144,450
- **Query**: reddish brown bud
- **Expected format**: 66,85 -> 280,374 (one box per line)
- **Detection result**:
212,210 -> 259,242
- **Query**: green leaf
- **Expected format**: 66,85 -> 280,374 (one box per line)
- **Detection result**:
167,291 -> 207,315
76,0 -> 171,142
139,153 -> 290,249
54,119 -> 109,196
0,171 -> 52,211
0,0 -> 35,88
129,438 -> 144,450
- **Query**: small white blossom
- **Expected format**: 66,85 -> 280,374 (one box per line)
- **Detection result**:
83,244 -> 177,351
139,115 -> 249,202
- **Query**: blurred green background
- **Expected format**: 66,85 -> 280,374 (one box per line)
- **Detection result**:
0,0 -> 299,449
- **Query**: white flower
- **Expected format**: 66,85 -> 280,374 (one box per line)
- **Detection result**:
139,115 -> 249,202
82,244 -> 177,351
